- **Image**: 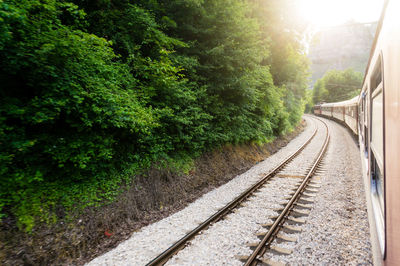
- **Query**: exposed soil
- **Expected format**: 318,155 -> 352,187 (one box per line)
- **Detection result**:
0,121 -> 305,266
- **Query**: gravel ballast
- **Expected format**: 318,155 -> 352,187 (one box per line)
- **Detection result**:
165,116 -> 327,265
87,116 -> 372,265
268,117 -> 372,265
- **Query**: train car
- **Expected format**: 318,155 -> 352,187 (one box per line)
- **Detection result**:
343,97 -> 358,135
360,1 -> 400,264
332,103 -> 344,121
313,1 -> 400,264
336,96 -> 359,135
313,104 -> 322,115
320,102 -> 333,117
314,96 -> 358,135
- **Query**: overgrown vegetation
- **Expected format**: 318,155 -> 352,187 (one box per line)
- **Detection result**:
312,68 -> 363,104
0,0 -> 309,232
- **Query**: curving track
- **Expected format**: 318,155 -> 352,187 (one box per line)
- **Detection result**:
147,117 -> 329,265
243,117 -> 329,265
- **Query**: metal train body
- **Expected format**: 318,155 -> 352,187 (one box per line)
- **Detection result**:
313,1 -> 400,264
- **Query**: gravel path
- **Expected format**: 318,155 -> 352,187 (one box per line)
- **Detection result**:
87,117 -> 316,266
165,116 -> 327,265
87,116 -> 372,266
265,117 -> 372,265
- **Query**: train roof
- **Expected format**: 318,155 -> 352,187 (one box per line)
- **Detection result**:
319,95 -> 359,107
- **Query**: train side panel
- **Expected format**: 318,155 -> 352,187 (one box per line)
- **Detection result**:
321,105 -> 333,117
317,97 -> 358,135
381,1 -> 400,264
332,106 -> 344,121
344,104 -> 358,135
313,2 -> 400,264
359,1 -> 400,264
313,105 -> 321,115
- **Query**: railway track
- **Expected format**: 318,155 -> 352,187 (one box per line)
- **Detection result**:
242,117 -> 329,265
146,117 -> 329,266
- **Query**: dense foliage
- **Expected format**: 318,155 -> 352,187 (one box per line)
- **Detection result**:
0,0 -> 309,230
312,68 -> 363,104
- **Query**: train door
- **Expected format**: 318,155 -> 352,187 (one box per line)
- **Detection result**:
369,56 -> 385,256
354,104 -> 358,135
359,94 -> 364,139
363,91 -> 368,155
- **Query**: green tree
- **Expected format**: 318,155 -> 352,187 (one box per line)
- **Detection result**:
0,0 -> 157,229
312,68 -> 362,103
250,0 -> 310,125
72,0 -> 212,154
0,0 -> 311,231
303,89 -> 314,113
312,79 -> 328,104
160,0 -> 291,142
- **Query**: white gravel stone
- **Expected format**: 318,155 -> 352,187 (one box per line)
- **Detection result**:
87,117 -> 317,266
88,116 -> 371,266
165,177 -> 302,266
165,116 -> 328,265
263,117 -> 372,265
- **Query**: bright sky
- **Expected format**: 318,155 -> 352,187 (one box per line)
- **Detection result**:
297,0 -> 384,30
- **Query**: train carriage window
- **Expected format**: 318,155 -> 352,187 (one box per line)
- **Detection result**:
363,91 -> 368,153
362,92 -> 365,112
371,91 -> 384,169
369,55 -> 385,256
371,59 -> 382,92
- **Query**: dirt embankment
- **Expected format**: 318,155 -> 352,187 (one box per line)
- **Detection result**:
0,121 -> 305,265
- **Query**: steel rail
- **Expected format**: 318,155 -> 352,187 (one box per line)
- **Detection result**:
244,118 -> 330,266
146,119 -> 319,266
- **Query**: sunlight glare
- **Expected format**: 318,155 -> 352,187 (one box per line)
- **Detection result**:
297,0 -> 384,29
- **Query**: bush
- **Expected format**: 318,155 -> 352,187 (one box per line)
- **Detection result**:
0,0 -> 309,231
0,0 -> 157,229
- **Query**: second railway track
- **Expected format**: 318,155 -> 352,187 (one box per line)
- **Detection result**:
147,117 -> 330,266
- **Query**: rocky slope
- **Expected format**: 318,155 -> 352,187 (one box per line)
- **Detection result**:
309,22 -> 377,86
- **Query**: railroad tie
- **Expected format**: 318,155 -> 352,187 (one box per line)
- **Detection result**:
259,258 -> 286,266
276,233 -> 297,243
295,203 -> 312,210
304,188 -> 319,193
269,246 -> 293,255
281,225 -> 302,234
297,198 -> 314,204
287,217 -> 306,224
307,184 -> 321,189
290,209 -> 310,217
302,192 -> 316,198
